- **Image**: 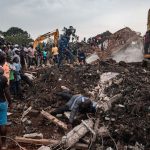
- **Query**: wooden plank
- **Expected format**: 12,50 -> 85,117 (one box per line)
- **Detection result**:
15,137 -> 59,145
41,110 -> 68,130
16,137 -> 88,149
21,106 -> 32,121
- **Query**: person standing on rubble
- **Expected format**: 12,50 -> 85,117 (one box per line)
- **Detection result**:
78,49 -> 86,65
52,44 -> 59,64
27,45 -> 37,68
42,48 -> 48,65
51,92 -> 97,125
0,52 -> 12,150
13,57 -> 24,99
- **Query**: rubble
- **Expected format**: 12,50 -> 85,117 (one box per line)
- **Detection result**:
6,27 -> 150,149
8,60 -> 150,149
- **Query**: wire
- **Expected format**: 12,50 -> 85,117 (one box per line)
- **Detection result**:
107,132 -> 118,150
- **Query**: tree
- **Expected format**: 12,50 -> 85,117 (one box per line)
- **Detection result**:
0,30 -> 3,35
4,27 -> 33,45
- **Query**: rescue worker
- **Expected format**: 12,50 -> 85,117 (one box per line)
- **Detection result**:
52,44 -> 59,64
78,49 -> 86,65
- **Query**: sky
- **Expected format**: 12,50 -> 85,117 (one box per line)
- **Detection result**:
0,0 -> 150,40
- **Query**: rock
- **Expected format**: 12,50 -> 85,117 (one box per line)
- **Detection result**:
119,61 -> 127,67
98,127 -> 109,137
113,78 -> 123,85
124,68 -> 129,73
106,147 -> 113,150
38,146 -> 51,150
24,119 -> 32,125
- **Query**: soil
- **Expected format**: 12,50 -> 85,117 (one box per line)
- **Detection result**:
7,60 -> 150,150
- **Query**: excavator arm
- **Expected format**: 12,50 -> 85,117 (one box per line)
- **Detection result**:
33,29 -> 59,49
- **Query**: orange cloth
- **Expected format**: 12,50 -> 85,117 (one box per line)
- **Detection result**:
3,62 -> 10,84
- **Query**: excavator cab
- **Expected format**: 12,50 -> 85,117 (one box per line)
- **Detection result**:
144,30 -> 150,58
143,9 -> 150,67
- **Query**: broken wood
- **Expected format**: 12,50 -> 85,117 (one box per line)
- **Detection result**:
16,137 -> 88,149
73,143 -> 88,149
15,137 -> 59,145
23,133 -> 43,139
62,119 -> 94,148
41,110 -> 68,130
21,106 -> 32,121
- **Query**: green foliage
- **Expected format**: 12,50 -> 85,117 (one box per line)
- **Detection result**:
0,30 -> 3,35
3,27 -> 33,45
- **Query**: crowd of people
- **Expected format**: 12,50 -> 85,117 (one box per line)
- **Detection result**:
0,39 -> 88,149
0,26 -> 88,149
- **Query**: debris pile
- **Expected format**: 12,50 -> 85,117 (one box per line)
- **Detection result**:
8,60 -> 150,149
71,27 -> 142,63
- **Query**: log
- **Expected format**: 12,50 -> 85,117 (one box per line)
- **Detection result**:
16,137 -> 88,149
15,137 -> 59,145
62,119 -> 94,148
41,110 -> 68,130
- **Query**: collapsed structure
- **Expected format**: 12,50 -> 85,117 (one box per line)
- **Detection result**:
3,26 -> 150,150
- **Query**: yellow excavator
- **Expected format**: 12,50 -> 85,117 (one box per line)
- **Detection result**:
33,29 -> 59,49
144,9 -> 150,59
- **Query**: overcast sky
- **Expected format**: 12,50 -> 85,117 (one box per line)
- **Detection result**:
0,0 -> 150,40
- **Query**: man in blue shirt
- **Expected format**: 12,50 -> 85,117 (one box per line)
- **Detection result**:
51,92 -> 97,124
